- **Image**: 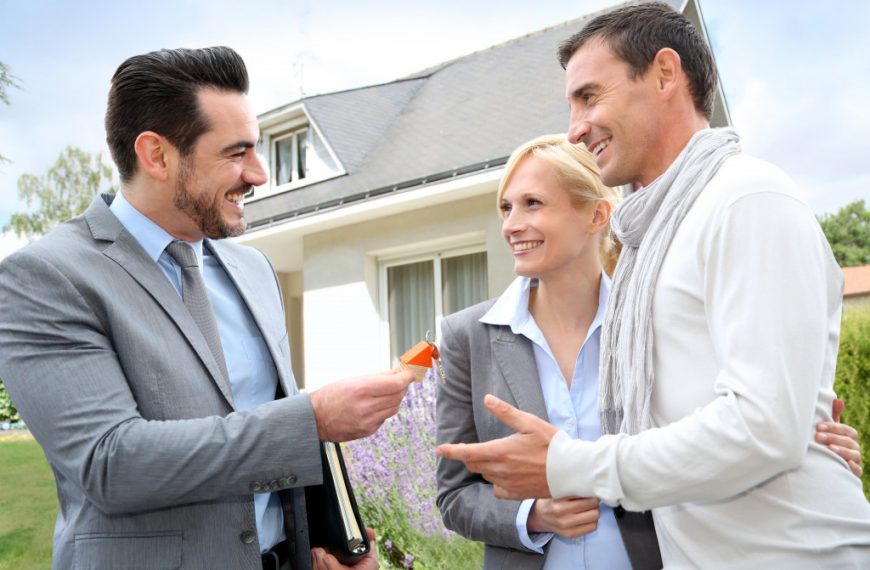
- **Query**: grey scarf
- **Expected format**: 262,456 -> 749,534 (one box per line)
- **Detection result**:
599,128 -> 741,435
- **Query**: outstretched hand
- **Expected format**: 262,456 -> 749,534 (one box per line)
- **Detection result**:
436,394 -> 559,500
310,369 -> 414,442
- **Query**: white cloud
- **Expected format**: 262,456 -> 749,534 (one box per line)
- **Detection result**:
2,0 -> 867,227
0,231 -> 28,262
707,1 -> 870,214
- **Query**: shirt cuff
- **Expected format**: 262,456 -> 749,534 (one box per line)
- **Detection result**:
547,429 -> 626,505
516,498 -> 554,553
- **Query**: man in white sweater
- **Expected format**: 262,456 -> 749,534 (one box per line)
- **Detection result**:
438,2 -> 870,566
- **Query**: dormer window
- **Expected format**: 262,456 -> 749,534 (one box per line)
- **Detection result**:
274,128 -> 307,186
250,106 -> 344,202
273,126 -> 339,187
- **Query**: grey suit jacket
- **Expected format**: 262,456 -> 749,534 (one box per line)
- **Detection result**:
0,196 -> 322,570
435,299 -> 663,570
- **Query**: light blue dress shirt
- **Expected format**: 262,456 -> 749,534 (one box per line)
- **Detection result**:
479,274 -> 632,570
110,192 -> 285,553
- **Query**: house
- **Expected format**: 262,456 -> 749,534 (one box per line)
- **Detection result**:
236,0 -> 731,390
843,265 -> 870,308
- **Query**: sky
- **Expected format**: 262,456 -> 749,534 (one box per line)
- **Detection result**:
1,0 -> 868,257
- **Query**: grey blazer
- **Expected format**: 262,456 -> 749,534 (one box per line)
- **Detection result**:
435,299 -> 663,570
0,196 -> 321,570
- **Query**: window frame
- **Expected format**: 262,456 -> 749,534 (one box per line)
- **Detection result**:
378,243 -> 488,366
248,107 -> 345,202
271,127 -> 309,188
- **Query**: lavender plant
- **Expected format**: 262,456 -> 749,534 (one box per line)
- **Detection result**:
344,370 -> 483,569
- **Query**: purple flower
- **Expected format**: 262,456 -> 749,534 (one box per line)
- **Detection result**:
344,369 -> 453,543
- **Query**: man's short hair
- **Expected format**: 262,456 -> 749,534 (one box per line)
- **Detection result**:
558,2 -> 716,120
105,46 -> 249,182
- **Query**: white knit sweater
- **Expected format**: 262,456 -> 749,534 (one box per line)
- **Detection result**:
547,154 -> 870,567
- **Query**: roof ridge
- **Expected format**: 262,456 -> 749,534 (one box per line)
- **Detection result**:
400,15 -> 595,80
257,76 -> 427,118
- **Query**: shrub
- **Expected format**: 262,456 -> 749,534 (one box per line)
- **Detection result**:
833,304 -> 870,499
344,371 -> 483,569
0,379 -> 21,423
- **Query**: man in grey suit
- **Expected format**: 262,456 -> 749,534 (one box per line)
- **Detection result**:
0,46 -> 412,570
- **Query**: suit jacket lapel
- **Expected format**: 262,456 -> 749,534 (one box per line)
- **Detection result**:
490,325 -> 548,421
206,241 -> 294,398
84,196 -> 236,408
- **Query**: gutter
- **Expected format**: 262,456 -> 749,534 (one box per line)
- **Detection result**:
247,156 -> 509,231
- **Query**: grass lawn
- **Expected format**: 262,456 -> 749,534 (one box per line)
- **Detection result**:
0,434 -> 55,570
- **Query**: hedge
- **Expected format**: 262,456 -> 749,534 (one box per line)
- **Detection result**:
833,304 -> 870,499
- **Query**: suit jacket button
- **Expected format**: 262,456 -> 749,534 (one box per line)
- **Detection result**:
240,530 -> 257,544
269,480 -> 280,491
287,474 -> 297,485
250,482 -> 263,493
614,506 -> 626,518
278,477 -> 290,487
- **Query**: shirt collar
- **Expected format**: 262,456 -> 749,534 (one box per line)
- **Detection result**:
110,191 -> 204,264
480,271 -> 612,341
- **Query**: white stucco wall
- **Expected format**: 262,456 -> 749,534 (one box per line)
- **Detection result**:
299,192 -> 512,389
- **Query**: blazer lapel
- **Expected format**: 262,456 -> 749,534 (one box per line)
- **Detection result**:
206,241 -> 295,398
84,196 -> 236,407
490,325 -> 548,421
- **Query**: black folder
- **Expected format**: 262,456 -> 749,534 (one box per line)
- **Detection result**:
305,441 -> 370,565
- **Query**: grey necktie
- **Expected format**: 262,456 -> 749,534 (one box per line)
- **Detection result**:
165,241 -> 230,383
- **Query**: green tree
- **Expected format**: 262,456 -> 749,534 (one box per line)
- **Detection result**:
818,200 -> 870,267
5,146 -> 115,239
1,60 -> 21,163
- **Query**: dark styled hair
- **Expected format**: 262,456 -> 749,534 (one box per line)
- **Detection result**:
105,46 -> 249,182
557,2 -> 716,120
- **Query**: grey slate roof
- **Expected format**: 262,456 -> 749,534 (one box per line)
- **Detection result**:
245,18 -> 588,228
245,0 -> 701,229
303,79 -> 426,173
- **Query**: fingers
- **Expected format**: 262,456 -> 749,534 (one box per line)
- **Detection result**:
557,522 -> 599,538
526,496 -> 601,537
849,460 -> 864,478
832,398 -> 845,423
552,497 -> 600,537
829,444 -> 862,466
552,496 -> 600,514
484,394 -> 539,433
311,548 -> 332,570
816,422 -> 862,476
364,369 -> 415,396
311,371 -> 413,441
817,422 -> 859,447
437,441 -> 498,464
311,549 -> 368,570
484,394 -> 559,443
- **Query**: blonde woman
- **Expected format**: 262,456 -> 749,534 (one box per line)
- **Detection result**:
434,134 -> 862,570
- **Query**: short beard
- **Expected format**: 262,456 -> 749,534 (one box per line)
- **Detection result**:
174,157 -> 248,240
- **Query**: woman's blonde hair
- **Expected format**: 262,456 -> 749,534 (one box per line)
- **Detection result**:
497,134 -> 622,272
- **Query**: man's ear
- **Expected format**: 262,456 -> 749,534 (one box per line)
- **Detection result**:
651,47 -> 682,99
134,131 -> 173,182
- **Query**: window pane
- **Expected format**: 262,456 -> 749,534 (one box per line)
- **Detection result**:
275,136 -> 294,186
442,252 -> 488,316
388,261 -> 435,364
302,127 -> 339,180
296,129 -> 308,180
